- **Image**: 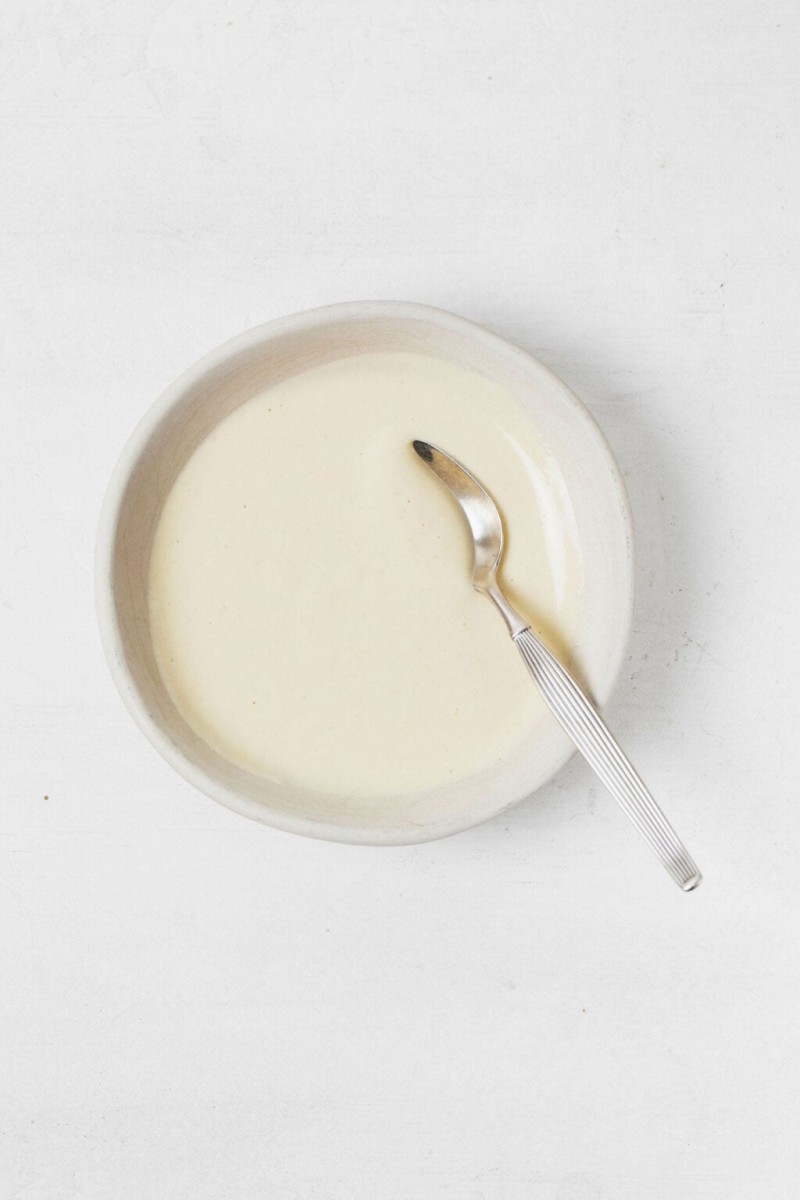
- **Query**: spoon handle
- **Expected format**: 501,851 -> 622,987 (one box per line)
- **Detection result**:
514,628 -> 701,891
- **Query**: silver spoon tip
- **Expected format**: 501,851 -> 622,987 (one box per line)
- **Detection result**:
412,439 -> 434,462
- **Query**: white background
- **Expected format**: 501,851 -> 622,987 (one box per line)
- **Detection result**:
2,2 -> 799,1196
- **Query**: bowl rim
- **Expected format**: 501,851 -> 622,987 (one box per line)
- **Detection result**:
96,300 -> 634,843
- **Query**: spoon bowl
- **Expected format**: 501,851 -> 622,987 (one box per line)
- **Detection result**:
412,439 -> 528,637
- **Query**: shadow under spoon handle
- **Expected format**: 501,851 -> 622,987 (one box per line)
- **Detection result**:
513,628 -> 702,891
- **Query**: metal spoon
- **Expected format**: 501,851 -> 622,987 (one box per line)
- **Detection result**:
412,439 -> 701,892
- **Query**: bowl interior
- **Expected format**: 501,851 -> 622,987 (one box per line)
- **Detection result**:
99,305 -> 632,843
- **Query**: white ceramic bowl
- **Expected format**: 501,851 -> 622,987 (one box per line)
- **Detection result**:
96,302 -> 633,844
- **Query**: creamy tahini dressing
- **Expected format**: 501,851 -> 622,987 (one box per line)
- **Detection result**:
148,351 -> 581,796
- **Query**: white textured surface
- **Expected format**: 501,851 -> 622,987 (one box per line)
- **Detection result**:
1,2 -> 799,1196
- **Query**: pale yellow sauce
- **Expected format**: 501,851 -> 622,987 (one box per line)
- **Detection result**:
148,351 -> 581,796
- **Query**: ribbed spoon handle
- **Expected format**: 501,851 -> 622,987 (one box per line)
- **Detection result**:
514,628 -> 701,891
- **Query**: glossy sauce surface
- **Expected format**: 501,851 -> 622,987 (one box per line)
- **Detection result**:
148,352 -> 581,795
